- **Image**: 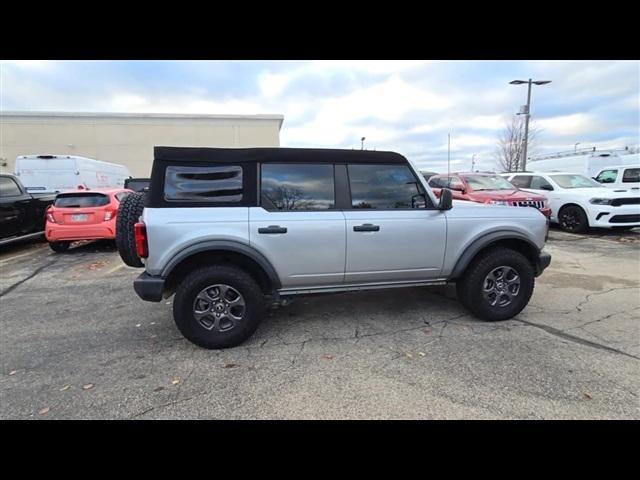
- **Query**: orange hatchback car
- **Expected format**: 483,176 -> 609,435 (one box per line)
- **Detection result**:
45,188 -> 133,252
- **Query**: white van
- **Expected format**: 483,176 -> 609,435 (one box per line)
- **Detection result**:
15,155 -> 131,193
527,150 -> 638,179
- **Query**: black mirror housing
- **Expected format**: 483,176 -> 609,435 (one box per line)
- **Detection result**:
439,188 -> 453,210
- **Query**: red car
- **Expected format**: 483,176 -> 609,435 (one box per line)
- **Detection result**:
45,188 -> 133,252
428,172 -> 551,217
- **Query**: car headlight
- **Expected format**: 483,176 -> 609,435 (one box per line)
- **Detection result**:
488,200 -> 508,205
589,198 -> 612,205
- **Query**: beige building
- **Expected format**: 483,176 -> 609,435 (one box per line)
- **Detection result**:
0,111 -> 284,177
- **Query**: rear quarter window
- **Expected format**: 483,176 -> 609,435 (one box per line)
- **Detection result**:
164,165 -> 243,202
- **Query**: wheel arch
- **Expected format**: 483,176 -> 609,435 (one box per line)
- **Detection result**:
557,202 -> 590,226
162,241 -> 281,297
449,231 -> 541,280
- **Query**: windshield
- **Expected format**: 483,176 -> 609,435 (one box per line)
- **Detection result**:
463,175 -> 516,191
550,174 -> 601,189
54,193 -> 109,208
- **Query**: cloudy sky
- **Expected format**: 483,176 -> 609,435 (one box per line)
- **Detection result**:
1,60 -> 638,172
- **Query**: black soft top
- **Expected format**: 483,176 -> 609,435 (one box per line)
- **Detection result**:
154,146 -> 408,164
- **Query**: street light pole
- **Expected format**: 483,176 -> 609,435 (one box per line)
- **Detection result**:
471,153 -> 476,172
522,79 -> 533,172
510,78 -> 551,172
574,142 -> 580,152
361,137 -> 366,151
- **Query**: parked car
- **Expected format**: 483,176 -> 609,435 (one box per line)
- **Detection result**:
15,154 -> 131,194
45,188 -> 133,252
124,177 -> 151,192
0,173 -> 56,246
115,146 -> 551,349
593,165 -> 640,191
501,172 -> 640,233
428,172 -> 551,218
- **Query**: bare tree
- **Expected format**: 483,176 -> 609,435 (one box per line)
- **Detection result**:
495,116 -> 540,173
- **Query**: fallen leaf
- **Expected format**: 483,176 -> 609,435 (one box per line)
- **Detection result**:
320,355 -> 334,360
583,392 -> 592,400
135,324 -> 141,327
223,363 -> 238,368
9,370 -> 17,376
150,322 -> 156,325
59,385 -> 71,391
82,383 -> 94,390
418,352 -> 426,357
406,352 -> 413,358
38,407 -> 50,415
171,378 -> 180,385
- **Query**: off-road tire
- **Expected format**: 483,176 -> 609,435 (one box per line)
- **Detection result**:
558,204 -> 589,233
173,265 -> 265,349
49,241 -> 70,253
456,247 -> 535,322
115,192 -> 145,267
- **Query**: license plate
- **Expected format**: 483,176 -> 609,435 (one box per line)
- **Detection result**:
71,214 -> 88,222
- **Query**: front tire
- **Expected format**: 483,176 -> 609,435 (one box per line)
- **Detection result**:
49,241 -> 70,253
173,265 -> 265,349
558,205 -> 588,233
456,248 -> 535,321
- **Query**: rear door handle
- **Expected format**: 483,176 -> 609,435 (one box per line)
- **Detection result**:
258,225 -> 288,234
353,224 -> 380,232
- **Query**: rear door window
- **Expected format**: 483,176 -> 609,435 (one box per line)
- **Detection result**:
348,164 -> 428,209
164,165 -> 243,202
622,168 -> 640,183
0,177 -> 22,197
510,175 -> 532,188
54,193 -> 110,208
529,176 -> 554,190
261,164 -> 335,211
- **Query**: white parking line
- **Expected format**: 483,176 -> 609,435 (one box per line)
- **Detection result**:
0,247 -> 47,264
105,263 -> 125,275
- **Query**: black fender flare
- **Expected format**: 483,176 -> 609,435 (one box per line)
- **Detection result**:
449,231 -> 541,280
160,240 -> 282,291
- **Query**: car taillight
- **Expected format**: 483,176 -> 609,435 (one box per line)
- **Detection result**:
46,213 -> 56,223
104,209 -> 115,221
134,222 -> 148,258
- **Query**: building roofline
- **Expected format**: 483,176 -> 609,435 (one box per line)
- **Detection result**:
1,111 -> 285,130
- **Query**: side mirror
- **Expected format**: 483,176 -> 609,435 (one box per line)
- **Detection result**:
541,185 -> 554,191
439,188 -> 453,210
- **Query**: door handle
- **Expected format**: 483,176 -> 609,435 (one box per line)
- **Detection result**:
258,225 -> 288,234
353,224 -> 380,232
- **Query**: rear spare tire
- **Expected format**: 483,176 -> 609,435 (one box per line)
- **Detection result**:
116,192 -> 145,267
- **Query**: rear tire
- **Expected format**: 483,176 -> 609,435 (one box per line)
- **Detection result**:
558,205 -> 588,233
115,192 -> 145,267
49,241 -> 70,253
173,265 -> 265,349
456,247 -> 535,321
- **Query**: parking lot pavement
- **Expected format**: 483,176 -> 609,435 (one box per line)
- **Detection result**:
1,230 -> 639,420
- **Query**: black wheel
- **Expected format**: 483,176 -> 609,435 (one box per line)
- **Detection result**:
173,265 -> 265,349
456,248 -> 535,322
49,241 -> 70,253
558,205 -> 588,233
115,192 -> 145,267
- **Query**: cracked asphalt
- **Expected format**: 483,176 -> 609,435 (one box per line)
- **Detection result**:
1,228 -> 639,419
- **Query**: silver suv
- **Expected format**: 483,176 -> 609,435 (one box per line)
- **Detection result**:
117,147 -> 551,349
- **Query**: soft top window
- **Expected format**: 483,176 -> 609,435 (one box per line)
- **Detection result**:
54,193 -> 109,208
164,165 -> 243,203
